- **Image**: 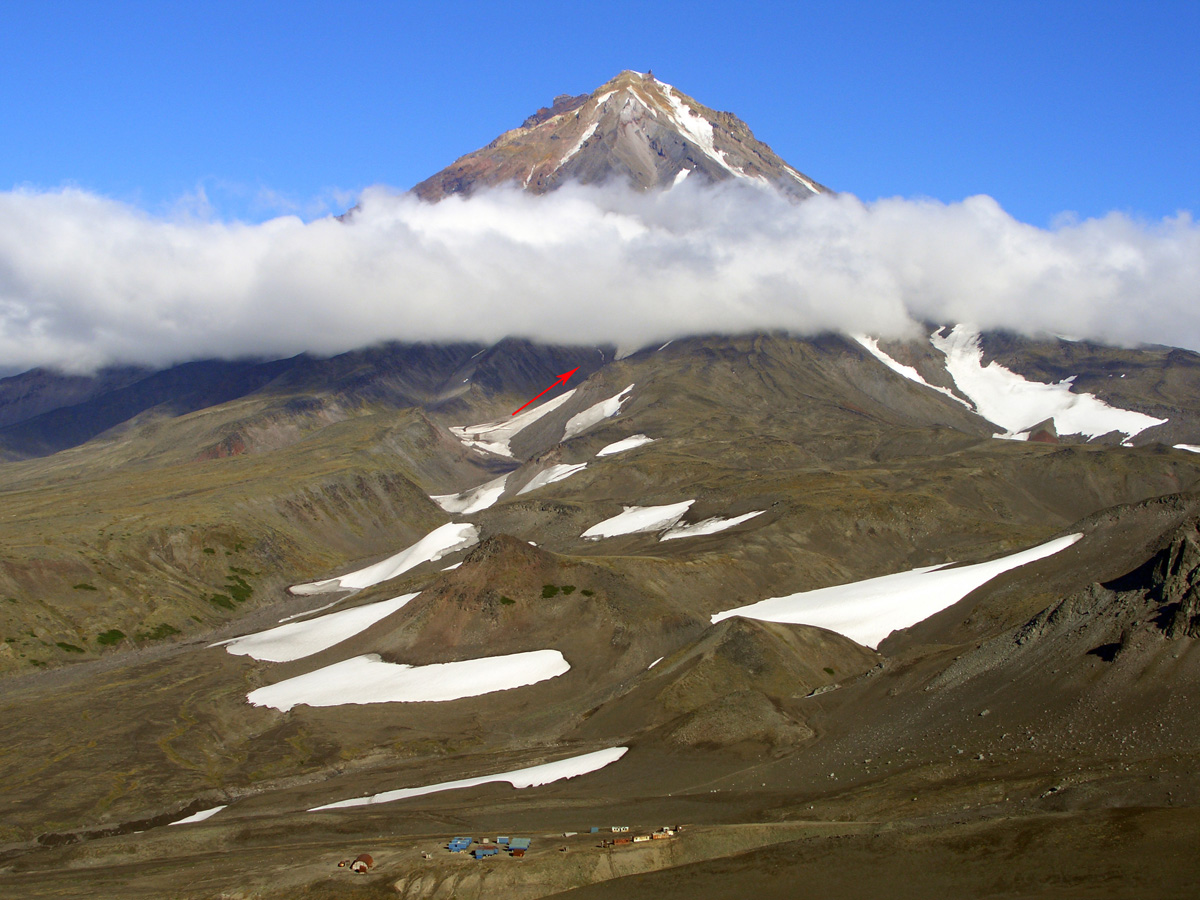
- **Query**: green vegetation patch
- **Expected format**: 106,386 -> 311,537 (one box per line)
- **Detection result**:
96,629 -> 126,646
209,593 -> 234,610
580,589 -> 594,597
228,566 -> 253,576
225,574 -> 253,603
136,623 -> 181,641
561,585 -> 576,595
72,583 -> 98,591
500,596 -> 515,606
823,667 -> 835,675
56,642 -> 85,653
542,584 -> 560,598
202,548 -> 216,555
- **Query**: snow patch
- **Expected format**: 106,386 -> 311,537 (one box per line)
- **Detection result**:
931,326 -> 1167,440
169,805 -> 227,826
711,534 -> 1081,649
278,597 -> 343,623
660,510 -> 765,541
582,500 -> 694,540
563,385 -> 633,439
431,473 -> 509,515
217,593 -> 421,662
291,523 -> 479,595
660,85 -> 741,177
560,121 -> 598,167
1174,444 -> 1200,453
783,164 -> 821,194
517,462 -> 588,495
450,389 -> 577,458
647,656 -> 663,669
596,434 -> 655,457
248,649 -> 571,712
310,747 -> 628,811
853,335 -> 969,407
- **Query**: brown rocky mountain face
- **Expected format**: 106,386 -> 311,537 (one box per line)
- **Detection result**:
412,70 -> 827,200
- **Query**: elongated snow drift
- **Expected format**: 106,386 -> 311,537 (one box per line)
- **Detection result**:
712,534 -> 1082,649
310,747 -> 628,810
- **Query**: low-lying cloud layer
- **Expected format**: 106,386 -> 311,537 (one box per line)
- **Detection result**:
1,181 -> 1197,372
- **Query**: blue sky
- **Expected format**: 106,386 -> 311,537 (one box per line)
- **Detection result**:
3,0 -> 1196,227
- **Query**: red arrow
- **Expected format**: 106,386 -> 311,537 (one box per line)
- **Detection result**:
513,367 -> 579,416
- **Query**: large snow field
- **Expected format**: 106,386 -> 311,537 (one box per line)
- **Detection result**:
661,510 -> 764,541
247,649 -> 570,712
563,385 -> 634,439
290,523 -> 479,595
431,473 -> 509,514
711,534 -> 1082,649
581,500 -> 695,540
216,593 -> 421,662
931,326 -> 1166,440
853,335 -> 969,406
596,434 -> 655,456
310,746 -> 628,810
168,805 -> 227,825
517,462 -> 588,495
450,389 -> 577,458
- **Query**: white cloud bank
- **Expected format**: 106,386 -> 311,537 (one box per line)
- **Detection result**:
0,181 -> 1197,372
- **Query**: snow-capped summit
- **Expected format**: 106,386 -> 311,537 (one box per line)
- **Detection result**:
412,70 -> 827,200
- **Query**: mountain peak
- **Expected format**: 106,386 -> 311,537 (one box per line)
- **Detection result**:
412,71 -> 827,201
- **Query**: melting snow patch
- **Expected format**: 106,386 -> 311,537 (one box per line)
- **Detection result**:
853,335 -> 969,407
647,657 -> 663,669
518,462 -> 588,495
581,501 -> 694,540
431,474 -> 509,514
1174,445 -> 1200,454
711,534 -> 1082,649
560,121 -> 598,166
596,434 -> 655,457
291,523 -> 479,595
450,390 -> 577,458
278,597 -> 343,623
930,326 -> 1167,440
563,385 -> 634,440
660,511 -> 765,541
310,747 -> 628,811
247,650 -> 570,712
169,805 -> 227,826
216,593 -> 421,662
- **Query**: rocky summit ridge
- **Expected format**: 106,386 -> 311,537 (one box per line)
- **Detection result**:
413,70 -> 827,200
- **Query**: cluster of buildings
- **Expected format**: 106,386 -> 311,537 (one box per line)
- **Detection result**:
447,835 -> 533,859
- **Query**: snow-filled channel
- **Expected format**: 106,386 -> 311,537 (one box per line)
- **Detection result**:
310,746 -> 628,811
596,434 -> 655,456
431,473 -> 509,514
931,326 -> 1166,440
711,534 -> 1082,649
169,805 -> 227,825
581,500 -> 694,540
661,511 -> 765,541
290,523 -> 479,595
563,385 -> 634,440
852,335 -> 969,407
215,593 -> 420,662
450,390 -> 577,458
517,462 -> 587,495
247,649 -> 570,712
